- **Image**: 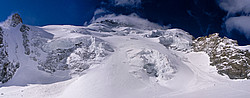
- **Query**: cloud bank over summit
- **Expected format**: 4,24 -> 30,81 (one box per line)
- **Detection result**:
225,16 -> 250,39
218,0 -> 250,14
218,0 -> 250,41
97,0 -> 250,45
112,0 -> 141,7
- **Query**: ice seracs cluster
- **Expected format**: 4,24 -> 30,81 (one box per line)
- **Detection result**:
127,48 -> 176,86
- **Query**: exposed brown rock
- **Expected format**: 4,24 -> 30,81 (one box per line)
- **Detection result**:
193,33 -> 250,79
10,13 -> 23,27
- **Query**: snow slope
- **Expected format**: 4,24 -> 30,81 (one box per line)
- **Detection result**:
0,14 -> 249,98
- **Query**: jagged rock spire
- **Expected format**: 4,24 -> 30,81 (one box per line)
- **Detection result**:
10,13 -> 23,27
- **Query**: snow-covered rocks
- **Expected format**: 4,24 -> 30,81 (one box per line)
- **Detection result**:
1,13 -> 23,28
20,24 -> 31,55
127,49 -> 176,86
0,19 -> 20,83
144,29 -> 193,51
91,14 -> 164,30
159,29 -> 193,51
9,13 -> 23,27
193,33 -> 250,79
38,36 -> 114,74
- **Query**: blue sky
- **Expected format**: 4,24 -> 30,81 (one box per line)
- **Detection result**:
0,0 -> 99,26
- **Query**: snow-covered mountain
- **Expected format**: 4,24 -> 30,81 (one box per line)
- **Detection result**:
0,13 -> 249,98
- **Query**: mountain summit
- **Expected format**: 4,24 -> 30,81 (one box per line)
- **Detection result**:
10,13 -> 23,27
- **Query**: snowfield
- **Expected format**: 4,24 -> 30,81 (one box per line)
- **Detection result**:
0,14 -> 249,98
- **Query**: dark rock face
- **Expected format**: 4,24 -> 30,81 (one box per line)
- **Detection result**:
193,33 -> 250,79
0,27 -> 3,45
10,13 -> 23,27
0,27 -> 20,83
20,25 -> 31,55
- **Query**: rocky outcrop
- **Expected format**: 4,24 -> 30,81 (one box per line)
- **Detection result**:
0,27 -> 20,83
10,13 -> 23,27
193,33 -> 250,79
20,24 -> 31,55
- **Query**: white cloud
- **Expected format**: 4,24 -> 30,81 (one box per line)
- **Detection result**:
218,0 -> 250,14
225,16 -> 250,39
218,0 -> 250,41
91,13 -> 164,30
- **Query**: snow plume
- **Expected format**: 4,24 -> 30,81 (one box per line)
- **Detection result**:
110,0 -> 141,7
94,8 -> 108,16
91,0 -> 142,25
92,13 -> 164,29
218,0 -> 250,41
92,8 -> 110,22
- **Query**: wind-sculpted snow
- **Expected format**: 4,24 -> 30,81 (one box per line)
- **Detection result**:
127,49 -> 176,86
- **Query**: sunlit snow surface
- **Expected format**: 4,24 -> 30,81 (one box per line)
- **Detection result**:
0,15 -> 250,98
